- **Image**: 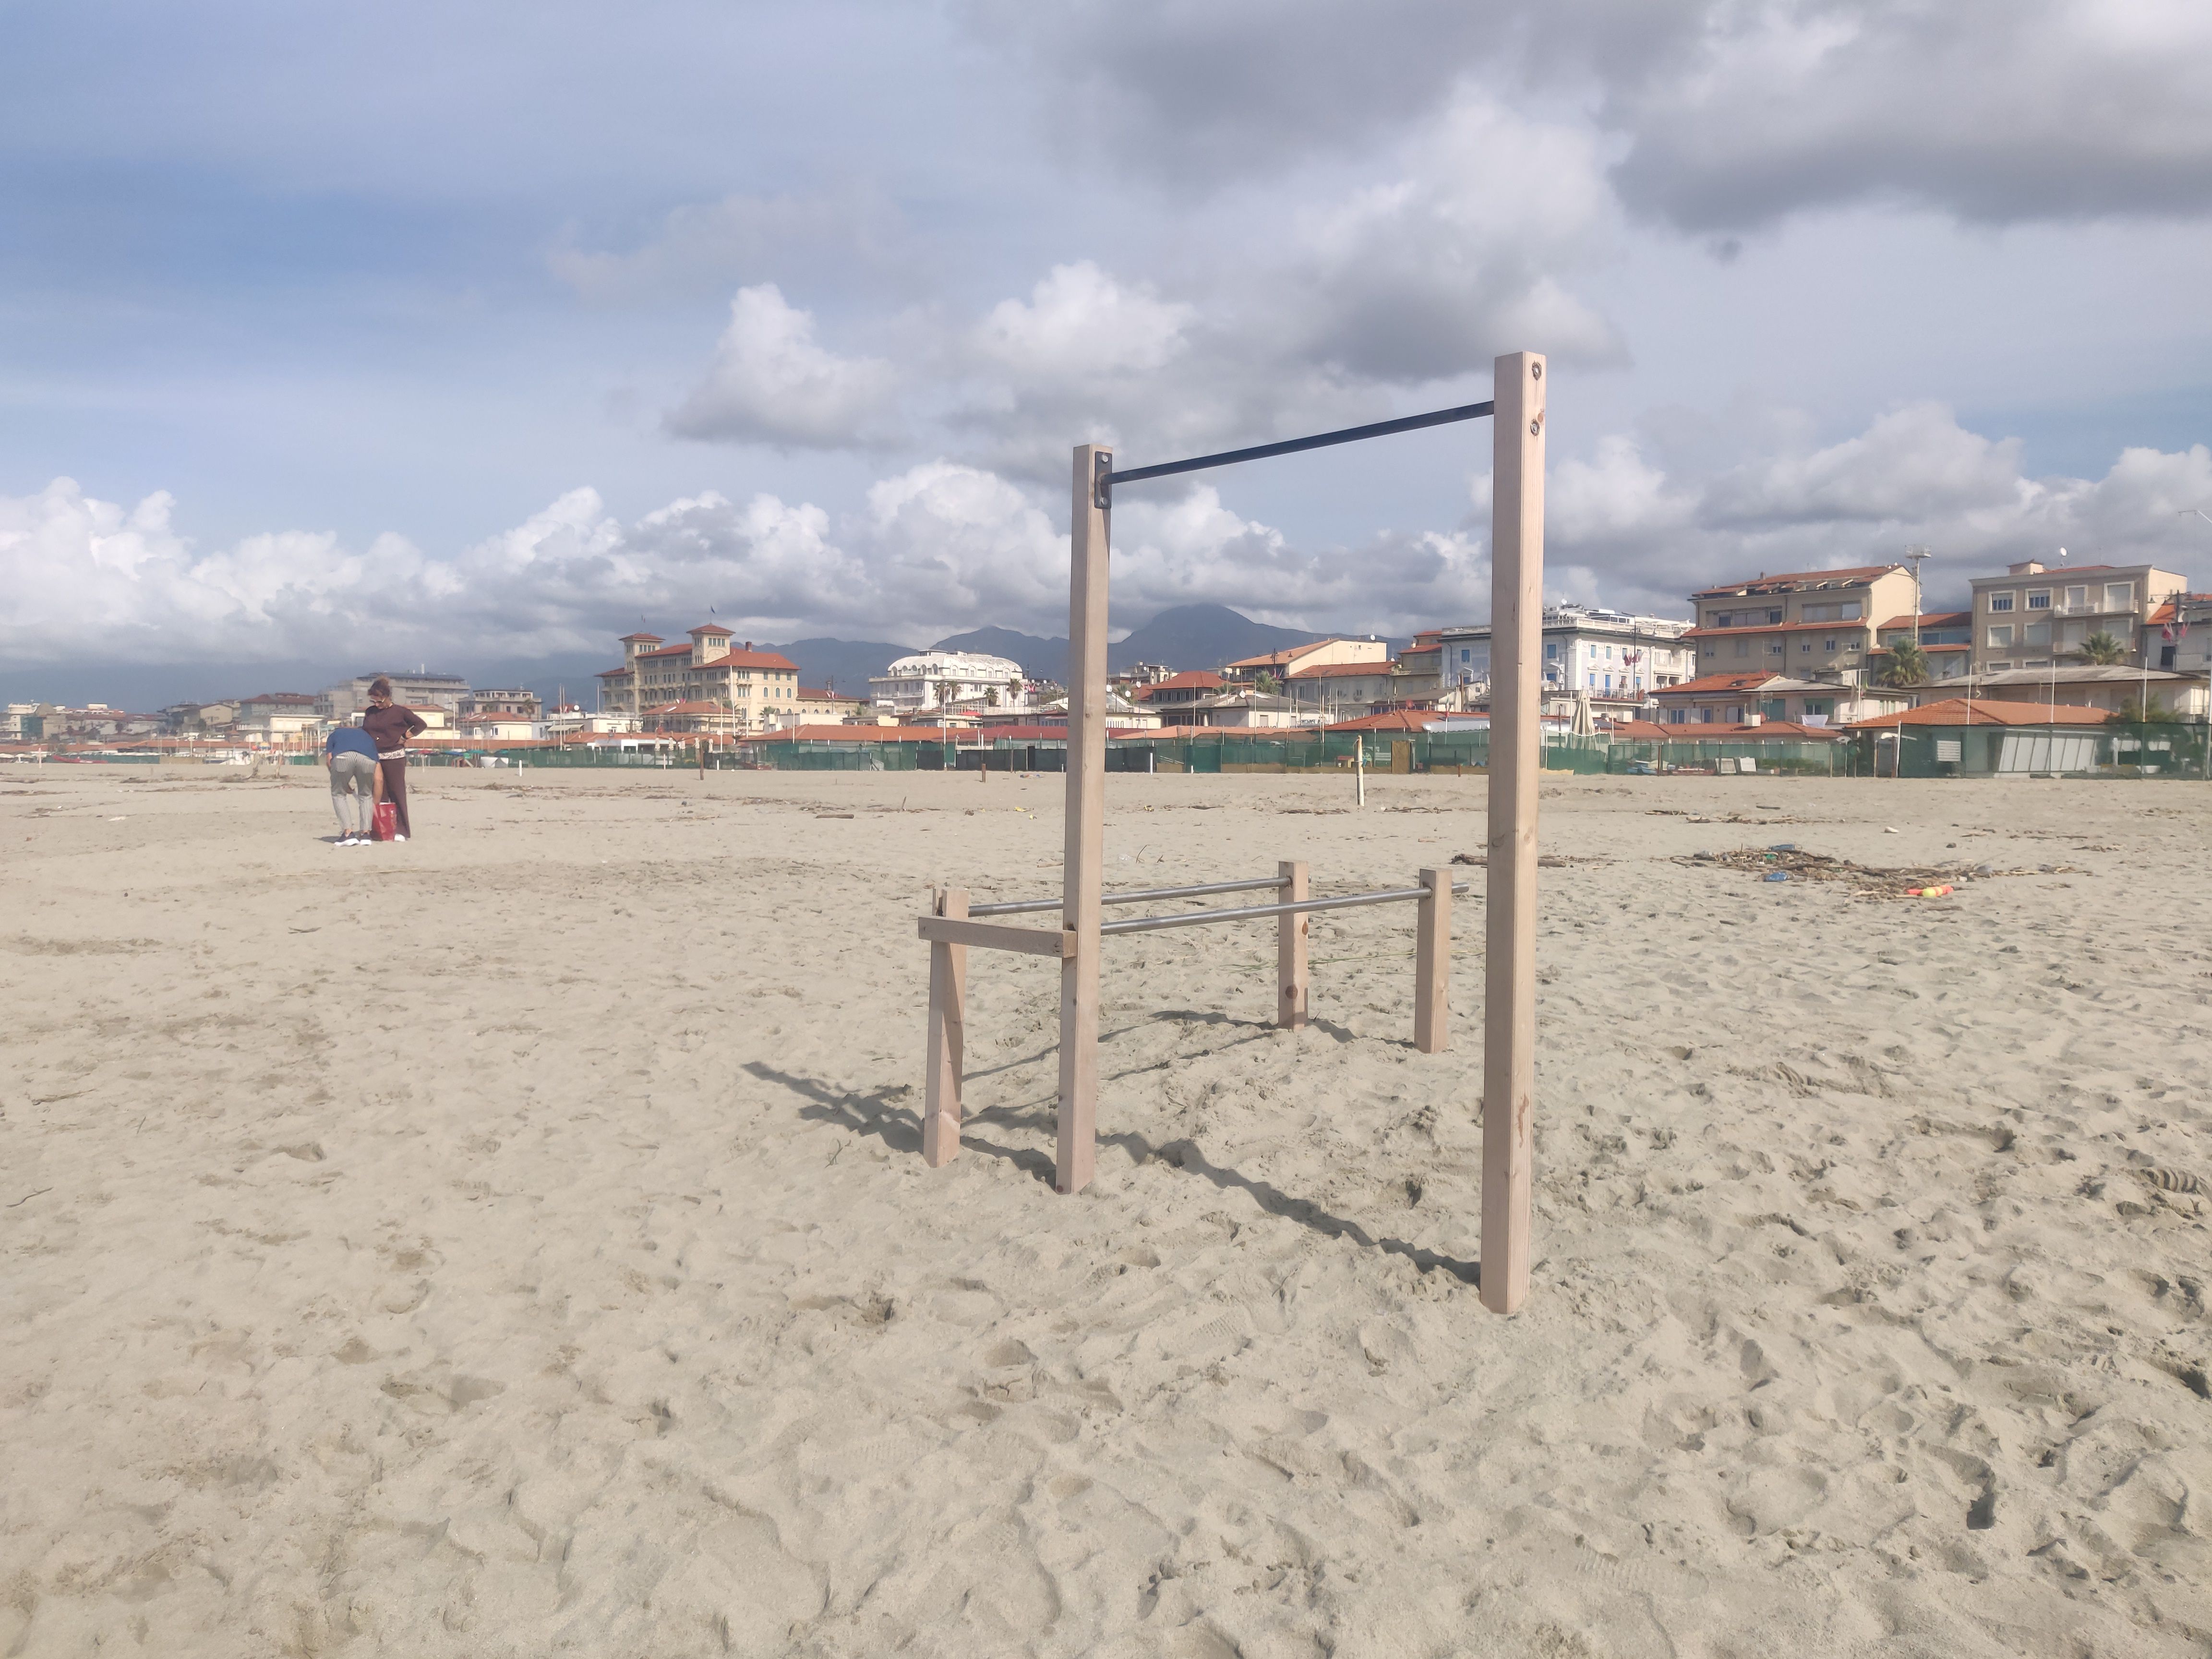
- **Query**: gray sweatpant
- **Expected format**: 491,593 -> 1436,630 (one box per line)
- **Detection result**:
330,752 -> 376,835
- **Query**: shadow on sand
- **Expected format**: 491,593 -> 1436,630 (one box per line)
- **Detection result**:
742,1060 -> 1480,1287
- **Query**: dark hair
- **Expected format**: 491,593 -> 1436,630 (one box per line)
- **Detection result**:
368,677 -> 393,699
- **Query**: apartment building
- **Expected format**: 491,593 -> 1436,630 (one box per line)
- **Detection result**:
597,626 -> 802,733
319,672 -> 469,721
1224,638 -> 1388,683
1653,671 -> 1910,727
1970,561 -> 2185,674
1438,603 -> 1695,715
461,688 -> 543,718
1686,565 -> 1917,682
1871,612 -> 1973,682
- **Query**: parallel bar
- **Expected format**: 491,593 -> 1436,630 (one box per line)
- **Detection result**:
923,888 -> 968,1166
917,915 -> 1075,958
1106,402 -> 1495,492
1276,860 -> 1309,1029
1482,350 -> 1545,1317
971,875 -> 1284,917
1097,883 -> 1468,937
1057,444 -> 1111,1195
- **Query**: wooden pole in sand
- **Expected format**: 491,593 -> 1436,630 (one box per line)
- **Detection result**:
1483,351 -> 1544,1315
1057,444 -> 1111,1195
1414,866 -> 1450,1053
923,886 -> 968,1165
1276,859 -> 1309,1028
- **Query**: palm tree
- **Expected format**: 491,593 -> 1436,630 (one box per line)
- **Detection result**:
1878,639 -> 1930,687
934,678 -> 961,711
2073,632 -> 2128,666
1253,670 -> 1280,696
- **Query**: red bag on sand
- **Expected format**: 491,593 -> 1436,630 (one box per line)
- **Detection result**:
373,802 -> 398,842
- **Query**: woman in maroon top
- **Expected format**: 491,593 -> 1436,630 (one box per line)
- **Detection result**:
361,678 -> 428,840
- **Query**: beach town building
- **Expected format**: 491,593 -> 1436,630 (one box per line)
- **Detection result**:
1390,633 -> 1444,701
595,626 -> 802,733
794,686 -> 869,725
1439,604 -> 1695,718
1969,560 -> 2186,675
0,703 -> 51,742
1178,690 -> 1324,729
1223,638 -> 1389,685
1652,671 -> 1911,728
2146,594 -> 2212,673
1131,671 -> 1226,725
461,688 -> 543,719
1284,660 -> 1410,722
1972,666 -> 2208,719
1686,564 -> 1917,682
1870,612 -> 1973,683
232,692 -> 323,743
319,671 -> 469,721
867,649 -> 1025,715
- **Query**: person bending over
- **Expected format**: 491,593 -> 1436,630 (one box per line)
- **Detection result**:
325,719 -> 380,844
361,678 -> 428,841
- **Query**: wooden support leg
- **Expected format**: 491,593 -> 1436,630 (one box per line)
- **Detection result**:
924,887 -> 968,1166
1482,350 -> 1545,1314
1276,859 -> 1309,1029
1414,866 -> 1450,1053
1056,444 -> 1111,1196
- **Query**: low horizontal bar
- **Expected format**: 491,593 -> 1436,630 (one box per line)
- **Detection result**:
1106,401 -> 1495,492
1098,882 -> 1470,938
916,916 -> 1075,958
970,875 -> 1286,918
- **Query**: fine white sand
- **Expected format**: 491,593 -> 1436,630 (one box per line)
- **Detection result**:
3,759 -> 2210,1657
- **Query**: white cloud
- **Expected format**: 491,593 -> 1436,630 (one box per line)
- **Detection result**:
8,411 -> 2206,676
664,284 -> 900,448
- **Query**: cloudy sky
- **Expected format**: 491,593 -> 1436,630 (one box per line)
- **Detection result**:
5,0 -> 2211,687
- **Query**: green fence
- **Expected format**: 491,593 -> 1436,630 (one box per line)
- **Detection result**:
1853,721 -> 2210,779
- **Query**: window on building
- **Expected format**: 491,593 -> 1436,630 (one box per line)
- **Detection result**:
2065,585 -> 2089,611
1733,638 -> 1751,657
2104,582 -> 2134,611
1987,624 -> 2014,649
1800,639 -> 1812,652
1986,661 -> 2012,671
1988,592 -> 2015,613
2027,590 -> 2051,610
1803,699 -> 1830,718
1767,642 -> 1785,656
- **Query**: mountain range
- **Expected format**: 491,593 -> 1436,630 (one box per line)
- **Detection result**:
766,603 -> 1357,694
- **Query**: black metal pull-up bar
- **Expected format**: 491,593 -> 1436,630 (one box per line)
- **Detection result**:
1099,399 -> 1496,505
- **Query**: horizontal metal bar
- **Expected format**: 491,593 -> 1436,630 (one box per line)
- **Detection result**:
970,875 -> 1286,917
916,916 -> 1075,958
1105,402 -> 1495,492
1098,882 -> 1470,937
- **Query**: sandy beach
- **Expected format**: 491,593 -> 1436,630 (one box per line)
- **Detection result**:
3,759 -> 2209,1657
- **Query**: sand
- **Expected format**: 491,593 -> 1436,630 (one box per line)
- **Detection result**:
3,757 -> 2210,1657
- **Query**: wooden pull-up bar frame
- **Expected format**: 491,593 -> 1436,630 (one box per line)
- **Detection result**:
918,351 -> 1543,1314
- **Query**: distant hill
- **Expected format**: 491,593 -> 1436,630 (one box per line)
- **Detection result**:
929,626 -> 1068,682
757,637 -> 919,697
1110,604 -> 1329,673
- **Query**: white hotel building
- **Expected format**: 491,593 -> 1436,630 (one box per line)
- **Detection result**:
868,650 -> 1028,715
1437,604 -> 1695,714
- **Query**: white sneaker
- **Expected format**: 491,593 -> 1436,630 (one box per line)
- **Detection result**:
393,834 -> 408,842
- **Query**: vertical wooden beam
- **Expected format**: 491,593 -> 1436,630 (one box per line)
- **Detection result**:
1483,350 -> 1545,1315
1056,444 -> 1111,1195
923,887 -> 968,1166
1414,866 -> 1450,1053
1276,859 -> 1309,1029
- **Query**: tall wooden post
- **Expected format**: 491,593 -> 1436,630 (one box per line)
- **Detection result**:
1057,445 -> 1111,1195
923,887 -> 968,1166
1483,351 -> 1544,1314
1413,866 -> 1450,1053
1276,859 -> 1309,1028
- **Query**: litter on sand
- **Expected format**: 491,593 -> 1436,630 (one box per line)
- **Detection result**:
1685,846 -> 2080,901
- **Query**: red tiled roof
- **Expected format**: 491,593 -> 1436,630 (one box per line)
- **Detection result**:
742,725 -> 949,744
689,623 -> 733,636
1847,698 -> 2111,729
619,632 -> 663,643
1617,718 -> 1846,741
633,644 -> 798,670
1226,642 -> 1330,670
597,665 -> 633,678
1323,710 -> 1436,732
798,686 -> 863,702
1875,612 -> 1972,630
1692,564 -> 1900,597
1144,671 -> 1225,692
1289,661 -> 1396,679
1652,672 -> 1781,697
